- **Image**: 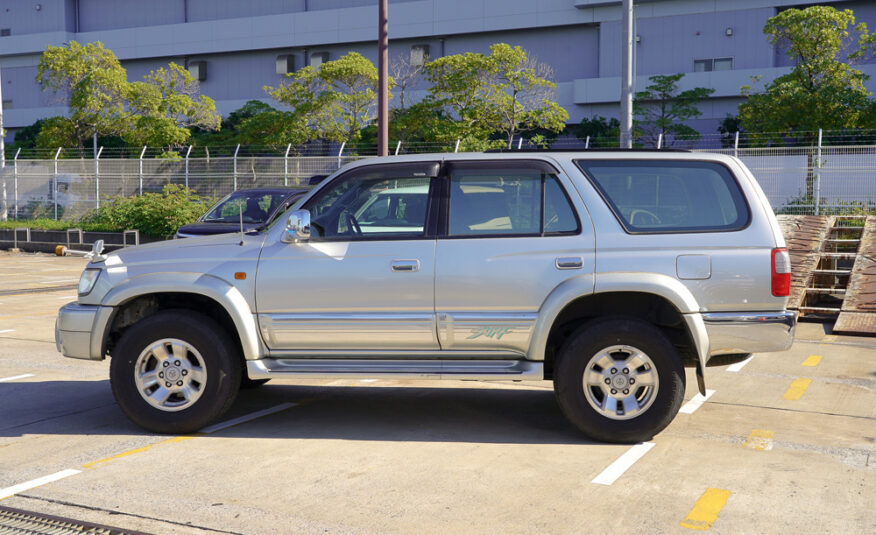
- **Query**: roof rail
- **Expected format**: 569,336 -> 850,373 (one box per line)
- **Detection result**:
483,148 -> 692,153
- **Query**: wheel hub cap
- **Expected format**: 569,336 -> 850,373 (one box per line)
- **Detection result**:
134,338 -> 207,413
582,344 -> 659,421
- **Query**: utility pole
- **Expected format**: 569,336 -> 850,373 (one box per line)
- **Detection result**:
0,63 -> 8,221
377,0 -> 389,156
619,0 -> 634,148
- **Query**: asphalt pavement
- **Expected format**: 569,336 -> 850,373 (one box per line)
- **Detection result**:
0,251 -> 873,534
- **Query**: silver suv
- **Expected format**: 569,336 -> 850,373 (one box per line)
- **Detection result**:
56,151 -> 796,443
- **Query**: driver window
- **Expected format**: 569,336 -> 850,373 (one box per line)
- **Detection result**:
308,174 -> 431,240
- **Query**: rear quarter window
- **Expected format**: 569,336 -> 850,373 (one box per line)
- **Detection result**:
574,160 -> 750,233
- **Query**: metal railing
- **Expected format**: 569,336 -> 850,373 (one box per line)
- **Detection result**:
1,130 -> 875,220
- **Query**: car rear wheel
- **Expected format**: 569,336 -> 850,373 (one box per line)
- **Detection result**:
110,310 -> 241,434
554,318 -> 685,443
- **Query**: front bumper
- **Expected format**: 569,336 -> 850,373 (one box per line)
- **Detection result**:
703,310 -> 797,356
55,302 -> 111,361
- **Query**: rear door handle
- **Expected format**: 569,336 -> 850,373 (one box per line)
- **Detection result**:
556,257 -> 583,270
391,259 -> 420,272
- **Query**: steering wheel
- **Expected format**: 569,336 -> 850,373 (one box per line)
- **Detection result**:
341,208 -> 362,236
630,209 -> 661,227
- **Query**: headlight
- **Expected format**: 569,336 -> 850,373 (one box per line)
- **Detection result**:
78,268 -> 101,296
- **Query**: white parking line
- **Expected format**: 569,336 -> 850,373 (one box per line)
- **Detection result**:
591,442 -> 656,485
57,295 -> 79,300
0,374 -> 34,382
0,469 -> 82,500
726,355 -> 754,373
0,329 -> 15,334
199,402 -> 297,434
40,279 -> 79,284
679,390 -> 716,414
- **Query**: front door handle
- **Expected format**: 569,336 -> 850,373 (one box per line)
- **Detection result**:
391,259 -> 420,272
556,257 -> 583,270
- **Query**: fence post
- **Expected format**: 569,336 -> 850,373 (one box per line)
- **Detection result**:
94,146 -> 103,209
815,128 -> 823,216
137,146 -> 147,195
395,140 -> 401,155
13,147 -> 19,220
53,147 -> 61,220
184,145 -> 193,189
585,136 -> 590,149
233,143 -> 240,191
337,141 -> 346,170
454,139 -> 460,153
657,133 -> 663,149
517,137 -> 523,150
284,143 -> 291,187
733,131 -> 740,158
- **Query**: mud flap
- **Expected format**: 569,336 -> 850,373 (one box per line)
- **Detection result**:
695,361 -> 707,396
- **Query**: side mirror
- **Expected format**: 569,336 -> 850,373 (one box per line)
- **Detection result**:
282,210 -> 311,243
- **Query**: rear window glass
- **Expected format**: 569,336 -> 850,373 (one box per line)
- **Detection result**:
574,160 -> 749,233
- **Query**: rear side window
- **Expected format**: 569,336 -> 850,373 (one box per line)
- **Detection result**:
574,160 -> 749,233
447,165 -> 579,237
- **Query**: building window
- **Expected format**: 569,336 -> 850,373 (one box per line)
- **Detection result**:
410,45 -> 430,67
276,54 -> 294,75
694,57 -> 733,72
0,29 -> 11,37
187,61 -> 207,81
310,52 -> 329,68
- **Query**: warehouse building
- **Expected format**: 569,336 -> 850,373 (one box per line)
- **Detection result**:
1,0 -> 875,142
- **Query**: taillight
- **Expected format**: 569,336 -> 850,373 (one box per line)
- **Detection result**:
771,248 -> 791,297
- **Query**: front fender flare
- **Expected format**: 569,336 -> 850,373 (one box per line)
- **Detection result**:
100,272 -> 261,360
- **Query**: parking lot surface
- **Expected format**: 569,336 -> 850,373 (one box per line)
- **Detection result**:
0,251 -> 874,534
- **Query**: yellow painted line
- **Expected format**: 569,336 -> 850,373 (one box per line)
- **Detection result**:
783,378 -> 812,401
82,436 -> 195,469
681,488 -> 732,530
802,355 -> 823,367
743,429 -> 774,451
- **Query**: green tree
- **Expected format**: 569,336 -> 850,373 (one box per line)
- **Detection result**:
191,100 -> 276,148
633,73 -> 714,147
125,63 -> 220,155
36,41 -> 129,156
267,52 -> 385,147
738,6 -> 876,198
423,43 -> 568,150
575,116 -> 620,147
717,115 -> 744,148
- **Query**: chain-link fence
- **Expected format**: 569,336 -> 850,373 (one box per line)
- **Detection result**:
1,133 -> 875,220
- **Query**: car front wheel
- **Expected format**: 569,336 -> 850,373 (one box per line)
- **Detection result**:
110,310 -> 241,434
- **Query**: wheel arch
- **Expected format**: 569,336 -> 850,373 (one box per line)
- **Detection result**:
533,275 -> 708,393
100,273 -> 261,361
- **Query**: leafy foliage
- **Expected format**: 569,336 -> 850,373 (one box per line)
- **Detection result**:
422,43 -> 568,149
633,73 -> 714,147
739,6 -> 875,142
574,116 -> 620,147
83,184 -> 209,238
36,41 -> 129,155
124,63 -> 221,151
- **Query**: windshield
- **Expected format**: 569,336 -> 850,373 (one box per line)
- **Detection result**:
202,192 -> 290,224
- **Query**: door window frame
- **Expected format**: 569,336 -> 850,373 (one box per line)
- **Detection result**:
302,161 -> 441,242
437,159 -> 582,239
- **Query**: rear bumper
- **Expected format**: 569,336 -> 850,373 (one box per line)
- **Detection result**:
55,302 -> 111,361
702,311 -> 797,356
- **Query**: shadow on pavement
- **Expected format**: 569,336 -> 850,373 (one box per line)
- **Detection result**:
0,379 -> 594,445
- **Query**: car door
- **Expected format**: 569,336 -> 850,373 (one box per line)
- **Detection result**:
434,159 -> 595,355
256,161 -> 441,352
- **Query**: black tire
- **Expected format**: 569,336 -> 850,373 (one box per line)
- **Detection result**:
110,310 -> 242,434
553,318 -> 685,443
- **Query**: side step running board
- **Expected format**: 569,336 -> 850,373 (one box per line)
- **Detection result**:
247,358 -> 544,381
